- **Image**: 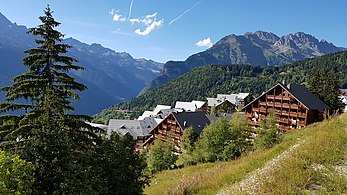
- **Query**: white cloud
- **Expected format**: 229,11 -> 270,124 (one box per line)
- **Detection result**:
135,19 -> 164,36
113,13 -> 126,22
130,13 -> 158,25
196,37 -> 213,48
110,8 -> 163,36
109,9 -> 115,16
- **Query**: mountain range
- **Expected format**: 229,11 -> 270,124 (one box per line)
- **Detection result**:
139,31 -> 345,95
94,51 -> 347,123
0,12 -> 163,115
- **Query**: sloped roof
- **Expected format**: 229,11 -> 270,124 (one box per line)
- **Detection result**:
153,105 -> 172,115
283,84 -> 330,112
192,100 -> 207,109
238,93 -> 250,100
175,101 -> 197,112
217,94 -> 239,105
108,119 -> 150,139
137,111 -> 154,120
172,112 -> 210,135
137,105 -> 171,120
243,83 -> 330,112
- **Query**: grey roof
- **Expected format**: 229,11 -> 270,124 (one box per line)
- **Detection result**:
107,119 -> 150,139
243,83 -> 330,112
283,84 -> 330,112
208,93 -> 249,107
172,112 -> 210,135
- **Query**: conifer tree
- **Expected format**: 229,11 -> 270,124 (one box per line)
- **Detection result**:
307,69 -> 344,111
0,6 -> 100,193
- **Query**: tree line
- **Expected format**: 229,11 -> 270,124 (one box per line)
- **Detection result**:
0,7 -> 147,194
94,50 -> 347,123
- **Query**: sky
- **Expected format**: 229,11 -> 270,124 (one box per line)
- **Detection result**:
1,0 -> 347,63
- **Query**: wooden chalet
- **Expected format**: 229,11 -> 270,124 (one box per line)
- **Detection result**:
243,83 -> 330,131
143,112 -> 210,153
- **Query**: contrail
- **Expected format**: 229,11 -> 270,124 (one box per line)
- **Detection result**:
128,0 -> 134,19
169,0 -> 202,25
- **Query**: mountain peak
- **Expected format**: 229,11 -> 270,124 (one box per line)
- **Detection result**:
0,12 -> 13,28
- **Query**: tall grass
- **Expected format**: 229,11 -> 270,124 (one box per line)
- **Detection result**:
144,114 -> 347,195
255,115 -> 347,194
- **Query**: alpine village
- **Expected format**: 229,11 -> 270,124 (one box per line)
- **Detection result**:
1,5 -> 347,195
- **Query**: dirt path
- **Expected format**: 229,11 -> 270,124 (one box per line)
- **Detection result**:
217,142 -> 303,195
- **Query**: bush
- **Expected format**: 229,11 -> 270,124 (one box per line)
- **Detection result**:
255,109 -> 281,149
147,140 -> 178,173
0,150 -> 35,194
194,113 -> 251,162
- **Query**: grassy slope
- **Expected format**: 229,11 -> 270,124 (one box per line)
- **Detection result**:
144,113 -> 347,194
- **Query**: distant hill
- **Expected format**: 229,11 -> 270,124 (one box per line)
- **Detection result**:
94,51 -> 347,123
0,12 -> 163,115
140,31 -> 345,95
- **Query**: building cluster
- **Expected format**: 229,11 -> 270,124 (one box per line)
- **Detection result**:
339,89 -> 347,112
92,83 -> 347,152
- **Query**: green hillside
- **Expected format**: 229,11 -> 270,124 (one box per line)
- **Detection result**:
94,51 -> 347,123
144,114 -> 347,194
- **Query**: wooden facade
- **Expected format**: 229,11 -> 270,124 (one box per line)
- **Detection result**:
243,83 -> 330,132
143,112 -> 210,153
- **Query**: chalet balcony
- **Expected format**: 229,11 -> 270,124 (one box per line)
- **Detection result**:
267,95 -> 275,99
259,115 -> 266,120
281,111 -> 289,116
259,107 -> 267,113
291,104 -> 299,109
259,101 -> 267,106
245,112 -> 252,117
247,120 -> 260,126
267,95 -> 291,101
281,103 -> 290,108
298,112 -> 306,118
297,121 -> 306,126
277,118 -> 290,124
167,120 -> 176,125
289,111 -> 298,116
279,125 -> 293,131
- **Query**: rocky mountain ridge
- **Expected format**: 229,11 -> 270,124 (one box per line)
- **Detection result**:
0,12 -> 163,115
140,30 -> 345,95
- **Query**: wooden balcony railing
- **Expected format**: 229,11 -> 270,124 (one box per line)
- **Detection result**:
259,101 -> 267,106
245,112 -> 252,117
297,121 -> 306,126
259,107 -> 267,113
247,120 -> 260,126
277,118 -> 290,123
298,112 -> 306,118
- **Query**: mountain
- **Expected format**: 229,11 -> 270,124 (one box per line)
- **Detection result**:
94,51 -> 347,123
0,12 -> 163,115
140,31 -> 345,95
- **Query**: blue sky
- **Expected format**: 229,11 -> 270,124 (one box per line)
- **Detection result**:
1,0 -> 347,63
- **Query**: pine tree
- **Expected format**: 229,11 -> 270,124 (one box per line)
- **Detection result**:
307,69 -> 344,111
0,6 -> 100,193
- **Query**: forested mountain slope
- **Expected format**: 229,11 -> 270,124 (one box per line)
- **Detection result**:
140,31 -> 345,95
94,51 -> 347,122
0,12 -> 162,115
